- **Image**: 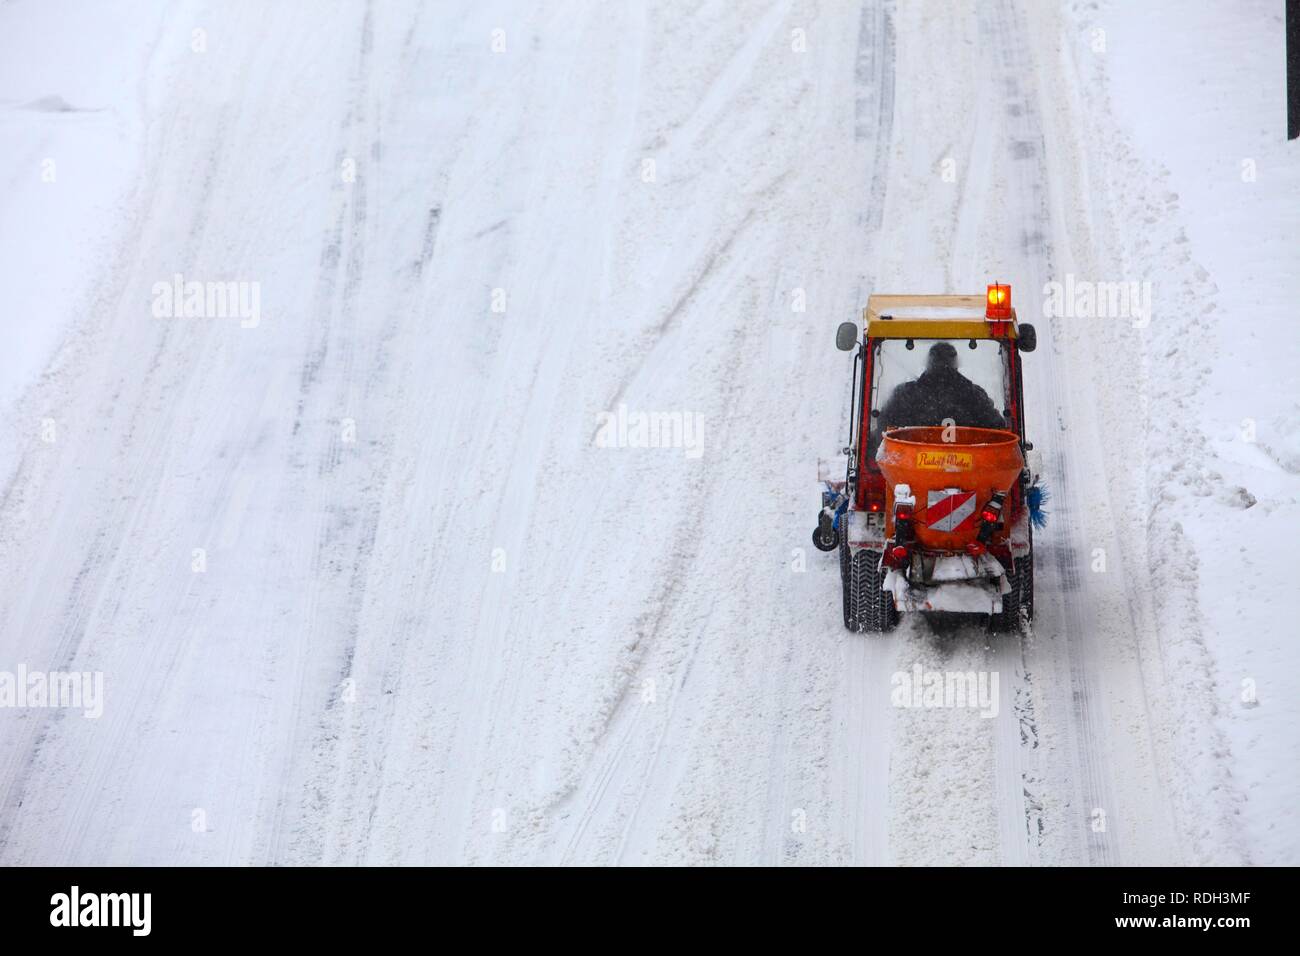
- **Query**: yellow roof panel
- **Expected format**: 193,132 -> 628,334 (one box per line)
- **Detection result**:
863,294 -> 1019,340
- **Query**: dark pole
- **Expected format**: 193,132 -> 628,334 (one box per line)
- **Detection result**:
1289,0 -> 1300,138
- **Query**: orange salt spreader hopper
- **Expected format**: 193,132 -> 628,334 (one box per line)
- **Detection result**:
876,426 -> 1025,551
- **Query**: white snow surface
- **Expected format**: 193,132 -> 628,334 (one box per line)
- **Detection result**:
0,0 -> 1294,865
1095,0 -> 1300,865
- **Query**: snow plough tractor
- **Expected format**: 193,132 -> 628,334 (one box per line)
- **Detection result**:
812,285 -> 1044,632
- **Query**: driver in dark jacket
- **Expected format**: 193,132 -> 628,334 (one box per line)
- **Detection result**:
880,341 -> 1005,431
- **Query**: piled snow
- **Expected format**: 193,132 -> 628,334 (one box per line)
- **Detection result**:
0,2 -> 170,485
1067,0 -> 1300,864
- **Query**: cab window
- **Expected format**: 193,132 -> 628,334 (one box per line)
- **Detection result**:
867,338 -> 1009,455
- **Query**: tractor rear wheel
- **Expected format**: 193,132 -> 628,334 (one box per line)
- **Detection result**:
839,533 -> 852,629
1023,532 -> 1035,621
990,557 -> 1024,633
842,545 -> 897,633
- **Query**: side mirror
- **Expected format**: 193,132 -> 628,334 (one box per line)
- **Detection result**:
1017,323 -> 1037,352
835,321 -> 859,352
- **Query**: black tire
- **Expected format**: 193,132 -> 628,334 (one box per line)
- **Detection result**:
839,532 -> 852,629
1023,531 -> 1035,621
812,524 -> 839,553
990,557 -> 1023,633
842,546 -> 898,633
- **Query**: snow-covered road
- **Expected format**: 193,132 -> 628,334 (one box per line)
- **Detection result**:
0,0 -> 1287,865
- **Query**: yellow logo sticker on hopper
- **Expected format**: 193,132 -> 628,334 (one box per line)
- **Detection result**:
915,450 -> 974,472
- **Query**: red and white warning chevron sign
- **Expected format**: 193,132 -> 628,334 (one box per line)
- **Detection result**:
925,489 -> 978,532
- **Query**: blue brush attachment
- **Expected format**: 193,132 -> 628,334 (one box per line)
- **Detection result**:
1027,483 -> 1050,529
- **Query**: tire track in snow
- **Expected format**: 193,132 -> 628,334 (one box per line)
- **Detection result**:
964,0 -> 1123,867
982,0 -> 1181,865
0,84 -> 246,859
824,0 -> 898,867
